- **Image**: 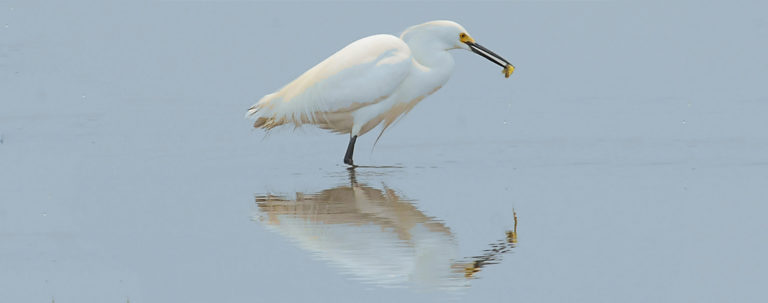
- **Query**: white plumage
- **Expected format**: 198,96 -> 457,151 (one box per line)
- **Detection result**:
247,20 -> 514,165
247,34 -> 412,134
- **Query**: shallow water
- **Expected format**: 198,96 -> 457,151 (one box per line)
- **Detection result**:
2,1 -> 768,302
253,168 -> 518,290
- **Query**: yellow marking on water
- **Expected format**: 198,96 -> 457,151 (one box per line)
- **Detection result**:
507,209 -> 518,244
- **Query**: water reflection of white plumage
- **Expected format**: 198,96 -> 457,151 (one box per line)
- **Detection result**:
252,169 -> 517,290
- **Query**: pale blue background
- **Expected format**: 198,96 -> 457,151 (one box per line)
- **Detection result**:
1,1 -> 767,302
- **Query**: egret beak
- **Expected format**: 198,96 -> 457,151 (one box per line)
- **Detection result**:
466,41 -> 515,78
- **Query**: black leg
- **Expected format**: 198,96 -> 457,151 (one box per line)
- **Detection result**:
343,135 -> 357,166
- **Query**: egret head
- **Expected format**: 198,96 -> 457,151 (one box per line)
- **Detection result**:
401,20 -> 470,51
401,20 -> 515,78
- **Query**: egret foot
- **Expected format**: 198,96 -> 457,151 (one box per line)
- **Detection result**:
343,135 -> 357,166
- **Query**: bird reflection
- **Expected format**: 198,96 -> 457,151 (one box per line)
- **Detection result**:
252,169 -> 517,289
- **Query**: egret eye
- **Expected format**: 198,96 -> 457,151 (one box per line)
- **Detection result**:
459,33 -> 473,43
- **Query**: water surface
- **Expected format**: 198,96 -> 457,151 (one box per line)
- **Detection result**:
1,1 -> 767,302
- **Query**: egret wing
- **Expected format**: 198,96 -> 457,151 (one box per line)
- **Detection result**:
247,34 -> 412,130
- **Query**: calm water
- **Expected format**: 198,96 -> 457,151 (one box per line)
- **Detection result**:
253,168 -> 518,290
2,1 -> 767,302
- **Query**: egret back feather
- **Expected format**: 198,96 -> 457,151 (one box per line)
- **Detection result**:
247,34 -> 412,134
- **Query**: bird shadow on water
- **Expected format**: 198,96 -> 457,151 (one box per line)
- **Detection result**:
252,168 -> 518,291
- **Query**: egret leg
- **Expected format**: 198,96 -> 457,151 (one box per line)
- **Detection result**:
343,135 -> 357,166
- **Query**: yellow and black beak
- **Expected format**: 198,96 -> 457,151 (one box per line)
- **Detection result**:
466,41 -> 515,78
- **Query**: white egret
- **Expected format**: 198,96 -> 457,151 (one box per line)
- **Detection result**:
247,20 -> 514,165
